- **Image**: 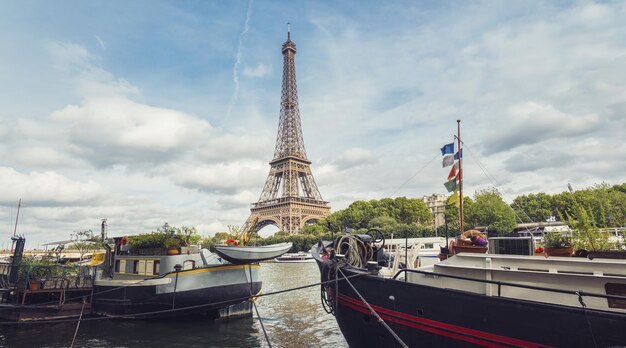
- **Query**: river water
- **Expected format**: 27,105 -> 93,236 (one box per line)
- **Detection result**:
0,262 -> 348,347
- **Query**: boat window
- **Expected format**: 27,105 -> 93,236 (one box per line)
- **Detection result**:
153,261 -> 160,275
145,260 -> 153,276
425,243 -> 433,249
114,260 -> 120,273
606,283 -> 626,309
137,260 -> 146,274
117,260 -> 126,274
133,260 -> 140,274
183,260 -> 195,270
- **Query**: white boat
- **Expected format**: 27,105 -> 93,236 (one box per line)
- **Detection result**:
274,251 -> 315,263
379,237 -> 446,276
214,242 -> 293,264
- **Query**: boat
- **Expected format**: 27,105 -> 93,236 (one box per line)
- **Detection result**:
92,237 -> 263,318
312,237 -> 626,347
311,121 -> 626,347
274,251 -> 315,263
214,242 -> 293,264
0,237 -> 94,322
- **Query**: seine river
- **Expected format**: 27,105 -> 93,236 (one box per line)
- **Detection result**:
0,262 -> 348,347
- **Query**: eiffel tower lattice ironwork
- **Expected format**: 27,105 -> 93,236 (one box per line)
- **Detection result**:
242,28 -> 330,235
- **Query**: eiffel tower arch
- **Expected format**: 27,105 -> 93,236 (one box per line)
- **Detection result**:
242,28 -> 330,235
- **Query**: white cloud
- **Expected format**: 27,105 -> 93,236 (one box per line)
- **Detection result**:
243,63 -> 271,77
172,161 -> 266,194
0,167 -> 104,206
51,97 -> 212,167
331,147 -> 376,170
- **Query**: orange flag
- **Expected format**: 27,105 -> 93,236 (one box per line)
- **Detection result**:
447,162 -> 459,181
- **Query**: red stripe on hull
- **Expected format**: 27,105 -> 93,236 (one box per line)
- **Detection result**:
338,293 -> 552,348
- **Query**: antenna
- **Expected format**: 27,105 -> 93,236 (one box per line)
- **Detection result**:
287,22 -> 291,40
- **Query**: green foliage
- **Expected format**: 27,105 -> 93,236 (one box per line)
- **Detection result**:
512,193 -> 554,223
465,188 -> 516,235
568,205 -> 613,251
543,233 -> 573,248
309,197 -> 433,234
255,233 -> 336,252
444,197 -> 474,233
129,222 -> 201,249
524,183 -> 626,228
164,238 -> 181,249
129,232 -> 169,249
69,229 -> 98,261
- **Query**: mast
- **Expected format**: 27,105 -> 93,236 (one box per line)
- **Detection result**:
11,199 -> 21,253
456,120 -> 464,233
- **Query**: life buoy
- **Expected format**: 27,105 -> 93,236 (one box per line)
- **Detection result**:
461,230 -> 486,240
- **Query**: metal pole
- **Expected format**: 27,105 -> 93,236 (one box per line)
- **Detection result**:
11,199 -> 21,253
457,120 -> 464,234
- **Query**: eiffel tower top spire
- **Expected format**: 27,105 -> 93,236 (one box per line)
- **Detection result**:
273,25 -> 307,162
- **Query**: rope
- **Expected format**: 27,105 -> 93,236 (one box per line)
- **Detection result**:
336,234 -> 373,268
0,272 -> 366,325
247,264 -> 272,348
577,291 -> 598,348
462,142 -> 536,228
69,296 -> 86,348
383,153 -> 439,198
337,267 -> 408,348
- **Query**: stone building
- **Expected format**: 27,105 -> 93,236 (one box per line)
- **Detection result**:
422,193 -> 447,228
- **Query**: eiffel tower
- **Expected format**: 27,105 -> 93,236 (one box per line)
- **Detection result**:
242,27 -> 330,235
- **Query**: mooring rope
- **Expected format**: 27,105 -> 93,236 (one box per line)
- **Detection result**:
337,267 -> 408,348
247,264 -> 272,348
69,296 -> 86,348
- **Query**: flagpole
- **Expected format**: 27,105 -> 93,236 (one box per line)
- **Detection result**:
457,120 -> 464,234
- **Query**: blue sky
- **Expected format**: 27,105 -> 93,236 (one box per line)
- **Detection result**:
1,1 -> 625,246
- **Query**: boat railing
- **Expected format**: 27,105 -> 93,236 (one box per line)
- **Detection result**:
392,268 -> 626,303
0,262 -> 94,292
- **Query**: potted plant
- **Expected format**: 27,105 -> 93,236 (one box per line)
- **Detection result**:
568,206 -> 625,259
543,233 -> 574,257
165,238 -> 181,255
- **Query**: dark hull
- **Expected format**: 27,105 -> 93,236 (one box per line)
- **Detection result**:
93,282 -> 262,318
321,264 -> 626,348
0,301 -> 91,322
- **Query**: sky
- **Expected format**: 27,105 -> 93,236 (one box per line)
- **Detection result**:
1,1 -> 625,247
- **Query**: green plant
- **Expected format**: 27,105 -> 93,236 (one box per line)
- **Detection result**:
543,233 -> 573,249
164,238 -> 181,250
129,233 -> 168,249
568,205 -> 613,251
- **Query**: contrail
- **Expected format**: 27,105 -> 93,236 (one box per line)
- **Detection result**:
224,0 -> 253,126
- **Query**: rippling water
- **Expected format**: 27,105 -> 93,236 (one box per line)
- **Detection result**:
0,262 -> 347,347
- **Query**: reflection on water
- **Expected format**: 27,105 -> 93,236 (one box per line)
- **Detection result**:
0,263 -> 347,348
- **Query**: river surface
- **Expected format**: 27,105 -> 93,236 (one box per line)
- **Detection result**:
0,262 -> 348,347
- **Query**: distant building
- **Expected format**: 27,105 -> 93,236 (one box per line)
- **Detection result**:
422,194 -> 447,228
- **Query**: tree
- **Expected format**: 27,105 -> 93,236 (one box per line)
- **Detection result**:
339,200 -> 374,229
444,196 -> 474,233
393,197 -> 433,225
511,193 -> 553,223
465,188 -> 516,235
71,229 -> 97,262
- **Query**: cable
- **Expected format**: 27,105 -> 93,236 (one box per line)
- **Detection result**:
462,142 -> 536,229
337,267 -> 408,348
383,153 -> 439,198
